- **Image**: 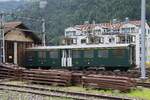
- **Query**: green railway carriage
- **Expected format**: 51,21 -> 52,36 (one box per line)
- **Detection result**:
24,44 -> 135,70
25,49 -> 61,69
72,47 -> 134,70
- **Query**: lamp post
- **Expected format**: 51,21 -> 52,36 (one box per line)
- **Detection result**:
140,0 -> 146,79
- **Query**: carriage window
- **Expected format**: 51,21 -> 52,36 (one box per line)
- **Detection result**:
73,50 -> 80,58
84,50 -> 94,58
38,51 -> 46,59
112,49 -> 125,57
27,51 -> 34,59
49,51 -> 58,58
98,50 -> 108,58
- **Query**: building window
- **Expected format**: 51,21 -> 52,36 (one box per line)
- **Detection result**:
140,57 -> 141,61
131,36 -> 136,43
148,29 -> 150,34
113,29 -> 119,33
100,37 -> 104,43
72,38 -> 77,44
98,50 -> 108,58
81,39 -> 86,44
49,50 -> 58,58
108,37 -> 115,43
84,50 -> 94,58
122,28 -> 130,33
95,29 -> 101,35
104,28 -> 108,33
72,50 -> 80,58
66,32 -> 70,36
121,27 -> 136,33
131,27 -> 135,33
140,47 -> 142,54
109,38 -> 112,43
66,31 -> 76,36
95,37 -> 103,44
38,51 -> 46,59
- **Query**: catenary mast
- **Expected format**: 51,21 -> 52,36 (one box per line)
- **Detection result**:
140,0 -> 146,79
0,12 -> 5,63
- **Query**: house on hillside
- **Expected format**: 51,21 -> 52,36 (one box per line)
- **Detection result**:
0,21 -> 40,65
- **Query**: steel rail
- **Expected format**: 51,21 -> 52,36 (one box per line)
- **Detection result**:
0,83 -> 134,100
137,82 -> 150,88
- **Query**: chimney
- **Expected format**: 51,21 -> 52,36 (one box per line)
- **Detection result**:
112,19 -> 117,24
92,20 -> 96,25
125,17 -> 129,24
84,21 -> 89,24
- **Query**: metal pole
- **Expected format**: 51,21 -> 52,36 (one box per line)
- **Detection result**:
0,12 -> 5,63
40,1 -> 47,46
140,0 -> 146,79
0,13 -> 2,63
42,18 -> 46,46
125,30 -> 128,44
2,15 -> 5,63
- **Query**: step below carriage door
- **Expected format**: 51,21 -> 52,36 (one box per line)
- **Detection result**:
61,49 -> 72,67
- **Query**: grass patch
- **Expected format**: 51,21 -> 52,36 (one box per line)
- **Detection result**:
49,86 -> 150,100
127,88 -> 150,100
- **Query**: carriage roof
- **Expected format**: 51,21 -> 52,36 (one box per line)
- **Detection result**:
27,44 -> 134,51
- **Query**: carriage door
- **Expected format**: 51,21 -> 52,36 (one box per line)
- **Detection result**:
67,50 -> 72,67
61,50 -> 67,67
6,41 -> 14,63
61,49 -> 72,67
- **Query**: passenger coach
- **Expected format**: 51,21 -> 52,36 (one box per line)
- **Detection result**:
24,44 -> 135,71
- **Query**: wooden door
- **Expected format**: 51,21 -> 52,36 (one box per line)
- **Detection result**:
6,41 -> 14,63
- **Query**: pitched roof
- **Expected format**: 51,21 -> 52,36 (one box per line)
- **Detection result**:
5,21 -> 22,28
74,20 -> 141,31
4,21 -> 40,43
4,21 -> 24,33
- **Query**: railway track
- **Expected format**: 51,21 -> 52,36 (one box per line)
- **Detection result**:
0,83 -> 135,100
137,82 -> 150,88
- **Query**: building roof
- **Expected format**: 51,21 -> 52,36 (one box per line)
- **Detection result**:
4,21 -> 40,43
5,21 -> 22,28
4,21 -> 22,33
73,20 -> 141,31
27,44 -> 133,50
